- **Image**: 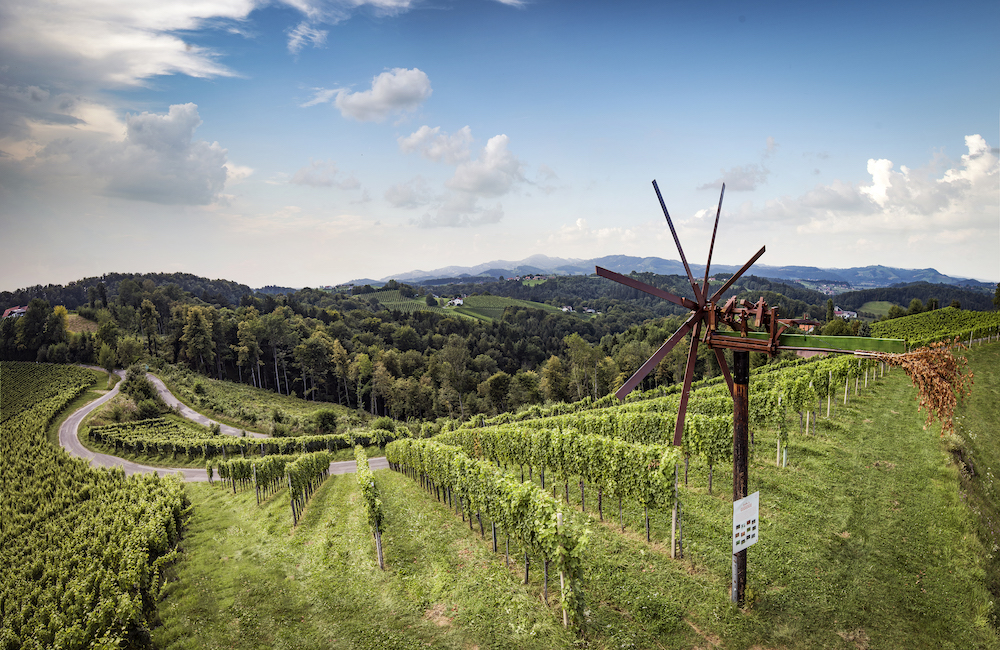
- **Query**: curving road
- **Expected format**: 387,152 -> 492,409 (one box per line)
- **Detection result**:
59,369 -> 388,481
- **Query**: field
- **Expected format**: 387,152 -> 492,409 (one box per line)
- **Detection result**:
65,313 -> 99,333
145,349 -> 1000,649
860,300 -> 895,318
452,295 -> 566,322
368,289 -> 442,313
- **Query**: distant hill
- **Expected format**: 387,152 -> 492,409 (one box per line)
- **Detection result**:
375,256 -> 993,292
1,272 -> 253,310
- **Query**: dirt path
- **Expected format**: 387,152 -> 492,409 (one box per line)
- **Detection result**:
59,368 -> 387,481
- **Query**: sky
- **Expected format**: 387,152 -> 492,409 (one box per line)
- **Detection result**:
1,0 -> 998,292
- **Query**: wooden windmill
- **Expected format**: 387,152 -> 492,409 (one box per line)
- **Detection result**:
597,180 -> 905,603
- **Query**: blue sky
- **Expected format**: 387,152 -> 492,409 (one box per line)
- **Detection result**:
1,0 -> 997,291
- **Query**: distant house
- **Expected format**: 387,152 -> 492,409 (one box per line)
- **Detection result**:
782,318 -> 821,333
447,298 -> 464,307
2,306 -> 27,319
561,306 -> 575,313
833,306 -> 857,320
583,308 -> 597,314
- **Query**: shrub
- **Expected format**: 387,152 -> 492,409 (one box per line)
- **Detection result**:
136,399 -> 162,420
314,409 -> 339,434
371,416 -> 395,433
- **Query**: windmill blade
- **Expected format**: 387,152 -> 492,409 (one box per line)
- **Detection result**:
653,180 -> 704,304
615,311 -> 702,401
596,266 -> 698,310
673,321 -> 702,446
709,245 -> 766,304
702,183 -> 725,295
714,347 -> 734,398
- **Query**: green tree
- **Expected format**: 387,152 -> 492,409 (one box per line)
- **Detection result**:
826,298 -> 835,323
540,355 -> 570,403
994,284 -> 999,310
139,299 -> 160,355
45,305 -> 68,346
98,342 -> 116,378
481,371 -> 512,414
908,298 -> 925,315
180,306 -> 215,374
16,298 -> 50,353
564,332 -> 599,400
294,330 -> 335,401
885,304 -> 906,320
821,318 -> 852,336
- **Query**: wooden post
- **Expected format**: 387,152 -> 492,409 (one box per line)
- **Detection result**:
557,512 -> 568,628
671,466 -> 677,559
732,351 -> 749,605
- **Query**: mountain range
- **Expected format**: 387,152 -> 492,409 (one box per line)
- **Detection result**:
343,254 -> 993,291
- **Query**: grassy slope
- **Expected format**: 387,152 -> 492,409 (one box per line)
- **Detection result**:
954,342 -> 1000,628
860,300 -> 895,317
152,353 -> 1000,649
157,366 -> 360,434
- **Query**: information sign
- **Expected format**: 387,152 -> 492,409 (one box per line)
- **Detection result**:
732,491 -> 759,553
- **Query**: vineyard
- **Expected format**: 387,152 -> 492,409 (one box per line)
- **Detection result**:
4,338 -> 999,647
87,417 -> 404,462
369,289 -> 439,313
870,306 -> 1000,348
1,362 -> 188,649
452,295 -> 566,322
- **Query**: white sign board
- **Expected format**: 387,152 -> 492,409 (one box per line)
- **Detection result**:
732,491 -> 759,553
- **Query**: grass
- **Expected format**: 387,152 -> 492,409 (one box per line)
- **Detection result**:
65,313 -> 99,333
452,295 -> 565,322
157,365 -> 364,435
151,354 -> 1000,648
860,300 -> 896,318
954,341 -> 1000,629
154,472 -> 574,650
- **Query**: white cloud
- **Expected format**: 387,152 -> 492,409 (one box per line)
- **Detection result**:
698,163 -> 769,192
412,196 -> 504,228
290,158 -> 359,189
446,134 -> 525,196
735,135 -> 997,275
0,0 -> 249,90
287,21 -> 328,54
398,125 -> 472,164
392,127 -> 529,227
91,103 -> 229,205
385,176 -> 433,208
224,162 -> 254,185
306,68 -> 431,122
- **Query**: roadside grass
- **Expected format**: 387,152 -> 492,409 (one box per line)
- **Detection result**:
860,300 -> 895,318
157,365 -> 364,435
955,341 -> 1000,629
45,366 -> 109,445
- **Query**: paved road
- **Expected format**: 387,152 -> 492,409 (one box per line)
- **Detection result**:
59,368 -> 388,481
146,373 -> 269,439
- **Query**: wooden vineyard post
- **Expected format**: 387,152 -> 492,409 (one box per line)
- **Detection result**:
732,351 -> 749,605
557,512 -> 568,628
